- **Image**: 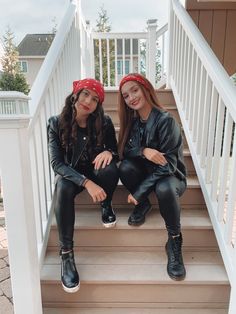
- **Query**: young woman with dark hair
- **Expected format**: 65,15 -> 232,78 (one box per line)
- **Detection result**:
118,73 -> 187,281
48,78 -> 119,293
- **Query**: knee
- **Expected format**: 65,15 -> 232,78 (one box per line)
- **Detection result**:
155,179 -> 176,201
95,160 -> 119,180
119,159 -> 137,179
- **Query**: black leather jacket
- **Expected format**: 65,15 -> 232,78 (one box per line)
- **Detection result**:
47,115 -> 118,187
124,107 -> 187,202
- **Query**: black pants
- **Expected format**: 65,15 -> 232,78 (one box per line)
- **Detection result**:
119,159 -> 186,235
55,161 -> 119,250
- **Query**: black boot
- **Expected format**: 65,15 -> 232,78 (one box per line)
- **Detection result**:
128,199 -> 152,226
60,250 -> 80,293
165,233 -> 186,281
101,200 -> 116,228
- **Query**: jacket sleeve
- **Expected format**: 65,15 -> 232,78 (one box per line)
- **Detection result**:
47,116 -> 87,187
103,115 -> 119,161
132,116 -> 183,202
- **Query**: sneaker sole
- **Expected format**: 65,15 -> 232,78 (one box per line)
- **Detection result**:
62,282 -> 80,293
103,220 -> 117,228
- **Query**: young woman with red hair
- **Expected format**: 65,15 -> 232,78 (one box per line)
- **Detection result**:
118,73 -> 187,281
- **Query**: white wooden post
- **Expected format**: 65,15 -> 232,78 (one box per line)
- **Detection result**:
0,92 -> 42,314
229,285 -> 236,314
147,19 -> 157,86
166,0 -> 174,88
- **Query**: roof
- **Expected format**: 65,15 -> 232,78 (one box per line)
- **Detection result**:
17,34 -> 55,56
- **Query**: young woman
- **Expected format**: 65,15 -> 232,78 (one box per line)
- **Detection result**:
118,73 -> 187,281
48,78 -> 119,293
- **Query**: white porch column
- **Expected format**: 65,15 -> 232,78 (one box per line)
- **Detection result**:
0,92 -> 42,314
147,19 -> 158,86
229,285 -> 236,314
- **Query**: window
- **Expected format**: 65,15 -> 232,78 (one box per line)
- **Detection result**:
117,60 -> 130,75
18,61 -> 28,73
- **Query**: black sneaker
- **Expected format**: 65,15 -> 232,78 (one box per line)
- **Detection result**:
165,233 -> 186,281
60,250 -> 80,293
128,199 -> 152,226
101,201 -> 116,228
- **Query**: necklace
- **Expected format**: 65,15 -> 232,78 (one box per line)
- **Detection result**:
140,116 -> 148,123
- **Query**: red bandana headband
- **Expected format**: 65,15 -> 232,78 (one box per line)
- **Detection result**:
119,73 -> 150,91
72,78 -> 104,104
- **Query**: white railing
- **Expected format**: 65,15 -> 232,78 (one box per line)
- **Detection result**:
168,0 -> 236,312
0,0 -> 91,313
91,21 -> 168,88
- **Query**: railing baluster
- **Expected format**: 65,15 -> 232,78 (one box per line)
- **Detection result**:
99,39 -> 103,83
115,39 -> 118,86
224,128 -> 236,244
106,39 -> 111,87
130,38 -> 133,73
217,112 -> 233,221
183,41 -> 193,115
200,76 -> 212,168
186,48 -> 195,121
138,38 -> 141,74
191,56 -> 200,133
122,38 -> 125,76
205,87 -> 218,183
180,31 -> 187,103
211,99 -> 225,201
196,67 -> 206,154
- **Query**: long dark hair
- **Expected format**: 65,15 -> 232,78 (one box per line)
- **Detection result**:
59,90 -> 104,154
118,74 -> 163,159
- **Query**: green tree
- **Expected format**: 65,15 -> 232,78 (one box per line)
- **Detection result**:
0,27 -> 29,94
47,17 -> 57,47
94,5 -> 115,86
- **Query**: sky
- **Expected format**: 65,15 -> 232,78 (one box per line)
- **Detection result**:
0,0 -> 169,46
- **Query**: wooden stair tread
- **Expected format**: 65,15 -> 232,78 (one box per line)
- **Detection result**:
43,308 -> 228,314
51,209 -> 211,230
41,263 -> 228,284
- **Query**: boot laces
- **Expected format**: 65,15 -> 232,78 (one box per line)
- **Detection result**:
171,237 -> 182,263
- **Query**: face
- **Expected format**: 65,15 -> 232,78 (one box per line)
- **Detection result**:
75,89 -> 99,116
121,81 -> 148,111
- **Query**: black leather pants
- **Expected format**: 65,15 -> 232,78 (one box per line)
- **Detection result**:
55,161 -> 119,250
119,159 -> 186,235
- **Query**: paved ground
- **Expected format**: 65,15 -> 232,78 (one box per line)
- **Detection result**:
0,199 -> 14,313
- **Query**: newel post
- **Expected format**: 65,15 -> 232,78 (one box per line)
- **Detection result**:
147,19 -> 158,86
0,92 -> 42,314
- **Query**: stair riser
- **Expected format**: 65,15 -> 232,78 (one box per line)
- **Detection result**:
103,90 -> 176,109
105,107 -> 180,126
48,229 -> 217,249
41,284 -> 229,305
74,187 -> 205,208
44,303 -> 228,314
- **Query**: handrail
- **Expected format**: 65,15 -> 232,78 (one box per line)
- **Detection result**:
28,2 -> 77,130
168,0 -> 236,312
172,0 -> 236,120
